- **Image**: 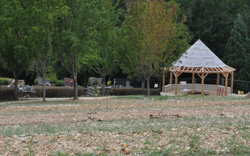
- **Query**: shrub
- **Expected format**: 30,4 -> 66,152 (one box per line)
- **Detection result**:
35,86 -> 86,97
0,88 -> 15,101
34,78 -> 38,85
87,78 -> 91,86
0,77 -> 11,85
94,85 -> 99,95
107,80 -> 111,86
34,78 -> 64,86
54,80 -> 64,86
113,88 -> 160,96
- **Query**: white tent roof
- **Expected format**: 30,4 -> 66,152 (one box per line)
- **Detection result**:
173,39 -> 227,68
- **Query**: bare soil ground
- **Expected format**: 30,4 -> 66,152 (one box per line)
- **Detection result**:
0,95 -> 250,155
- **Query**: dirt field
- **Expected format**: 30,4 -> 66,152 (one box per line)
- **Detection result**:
0,95 -> 250,155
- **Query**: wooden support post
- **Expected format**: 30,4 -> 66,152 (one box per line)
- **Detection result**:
192,73 -> 195,84
222,72 -> 229,96
201,73 -> 204,95
170,71 -> 173,84
175,72 -> 178,96
225,74 -> 228,96
231,72 -> 234,94
217,73 -> 220,85
162,71 -> 165,92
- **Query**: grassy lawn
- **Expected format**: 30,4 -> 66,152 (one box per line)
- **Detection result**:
0,95 -> 250,155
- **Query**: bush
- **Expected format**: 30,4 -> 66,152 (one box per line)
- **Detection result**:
113,88 -> 160,96
34,78 -> 64,86
54,80 -> 64,86
0,78 -> 11,85
0,88 -> 15,101
35,86 -> 86,97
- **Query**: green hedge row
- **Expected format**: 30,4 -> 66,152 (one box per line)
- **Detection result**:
0,88 -> 15,101
0,78 -> 11,85
113,88 -> 160,96
0,86 -> 87,101
35,86 -> 86,97
34,78 -> 64,86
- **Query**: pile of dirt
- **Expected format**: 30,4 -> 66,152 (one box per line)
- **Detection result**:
187,90 -> 201,95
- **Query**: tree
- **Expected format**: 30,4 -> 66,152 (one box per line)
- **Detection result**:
29,0 -> 67,102
153,1 -> 191,92
122,0 -> 178,96
0,0 -> 34,99
54,0 -> 99,100
83,0 -> 120,96
224,14 -> 249,92
179,0 -> 250,59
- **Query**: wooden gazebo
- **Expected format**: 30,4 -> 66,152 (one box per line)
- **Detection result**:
162,39 -> 236,96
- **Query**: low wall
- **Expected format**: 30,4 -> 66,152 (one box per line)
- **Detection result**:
165,83 -> 231,94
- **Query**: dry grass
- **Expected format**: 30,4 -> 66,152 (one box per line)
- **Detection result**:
0,95 -> 250,155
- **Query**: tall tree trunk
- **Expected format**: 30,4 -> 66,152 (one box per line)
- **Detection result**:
141,77 -> 145,95
73,72 -> 78,100
42,73 -> 46,102
14,76 -> 18,100
102,75 -> 106,96
147,76 -> 150,96
158,77 -> 162,94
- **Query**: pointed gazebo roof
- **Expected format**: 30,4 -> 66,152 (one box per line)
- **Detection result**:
163,39 -> 237,96
170,39 -> 235,73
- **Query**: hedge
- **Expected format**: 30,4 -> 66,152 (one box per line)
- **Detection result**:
0,78 -> 11,85
35,86 -> 86,97
0,88 -> 15,101
0,86 -> 87,101
34,78 -> 64,86
113,88 -> 160,96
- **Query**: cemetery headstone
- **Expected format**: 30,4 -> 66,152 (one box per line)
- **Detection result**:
114,78 -> 127,87
37,78 -> 50,86
89,77 -> 102,86
126,80 -> 130,88
64,78 -> 74,87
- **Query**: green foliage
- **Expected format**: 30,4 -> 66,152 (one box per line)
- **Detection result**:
0,0 -> 35,99
181,0 -> 250,59
94,85 -> 99,95
55,0 -> 102,99
107,80 -> 111,86
224,14 -> 249,92
83,0 -> 121,95
34,77 -> 64,86
0,78 -> 11,85
121,0 -> 186,96
87,78 -> 91,86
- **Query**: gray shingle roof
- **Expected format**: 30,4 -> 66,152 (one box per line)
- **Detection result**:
173,39 -> 227,68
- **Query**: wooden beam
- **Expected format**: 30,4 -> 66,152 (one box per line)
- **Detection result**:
231,72 -> 234,93
204,73 -> 209,79
175,72 -> 179,95
225,74 -> 228,96
162,71 -> 165,92
201,73 -> 204,96
222,72 -> 229,96
197,73 -> 202,79
217,73 -> 220,85
192,73 -> 195,84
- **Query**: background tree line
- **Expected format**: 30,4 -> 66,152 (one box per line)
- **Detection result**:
0,0 -> 249,99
